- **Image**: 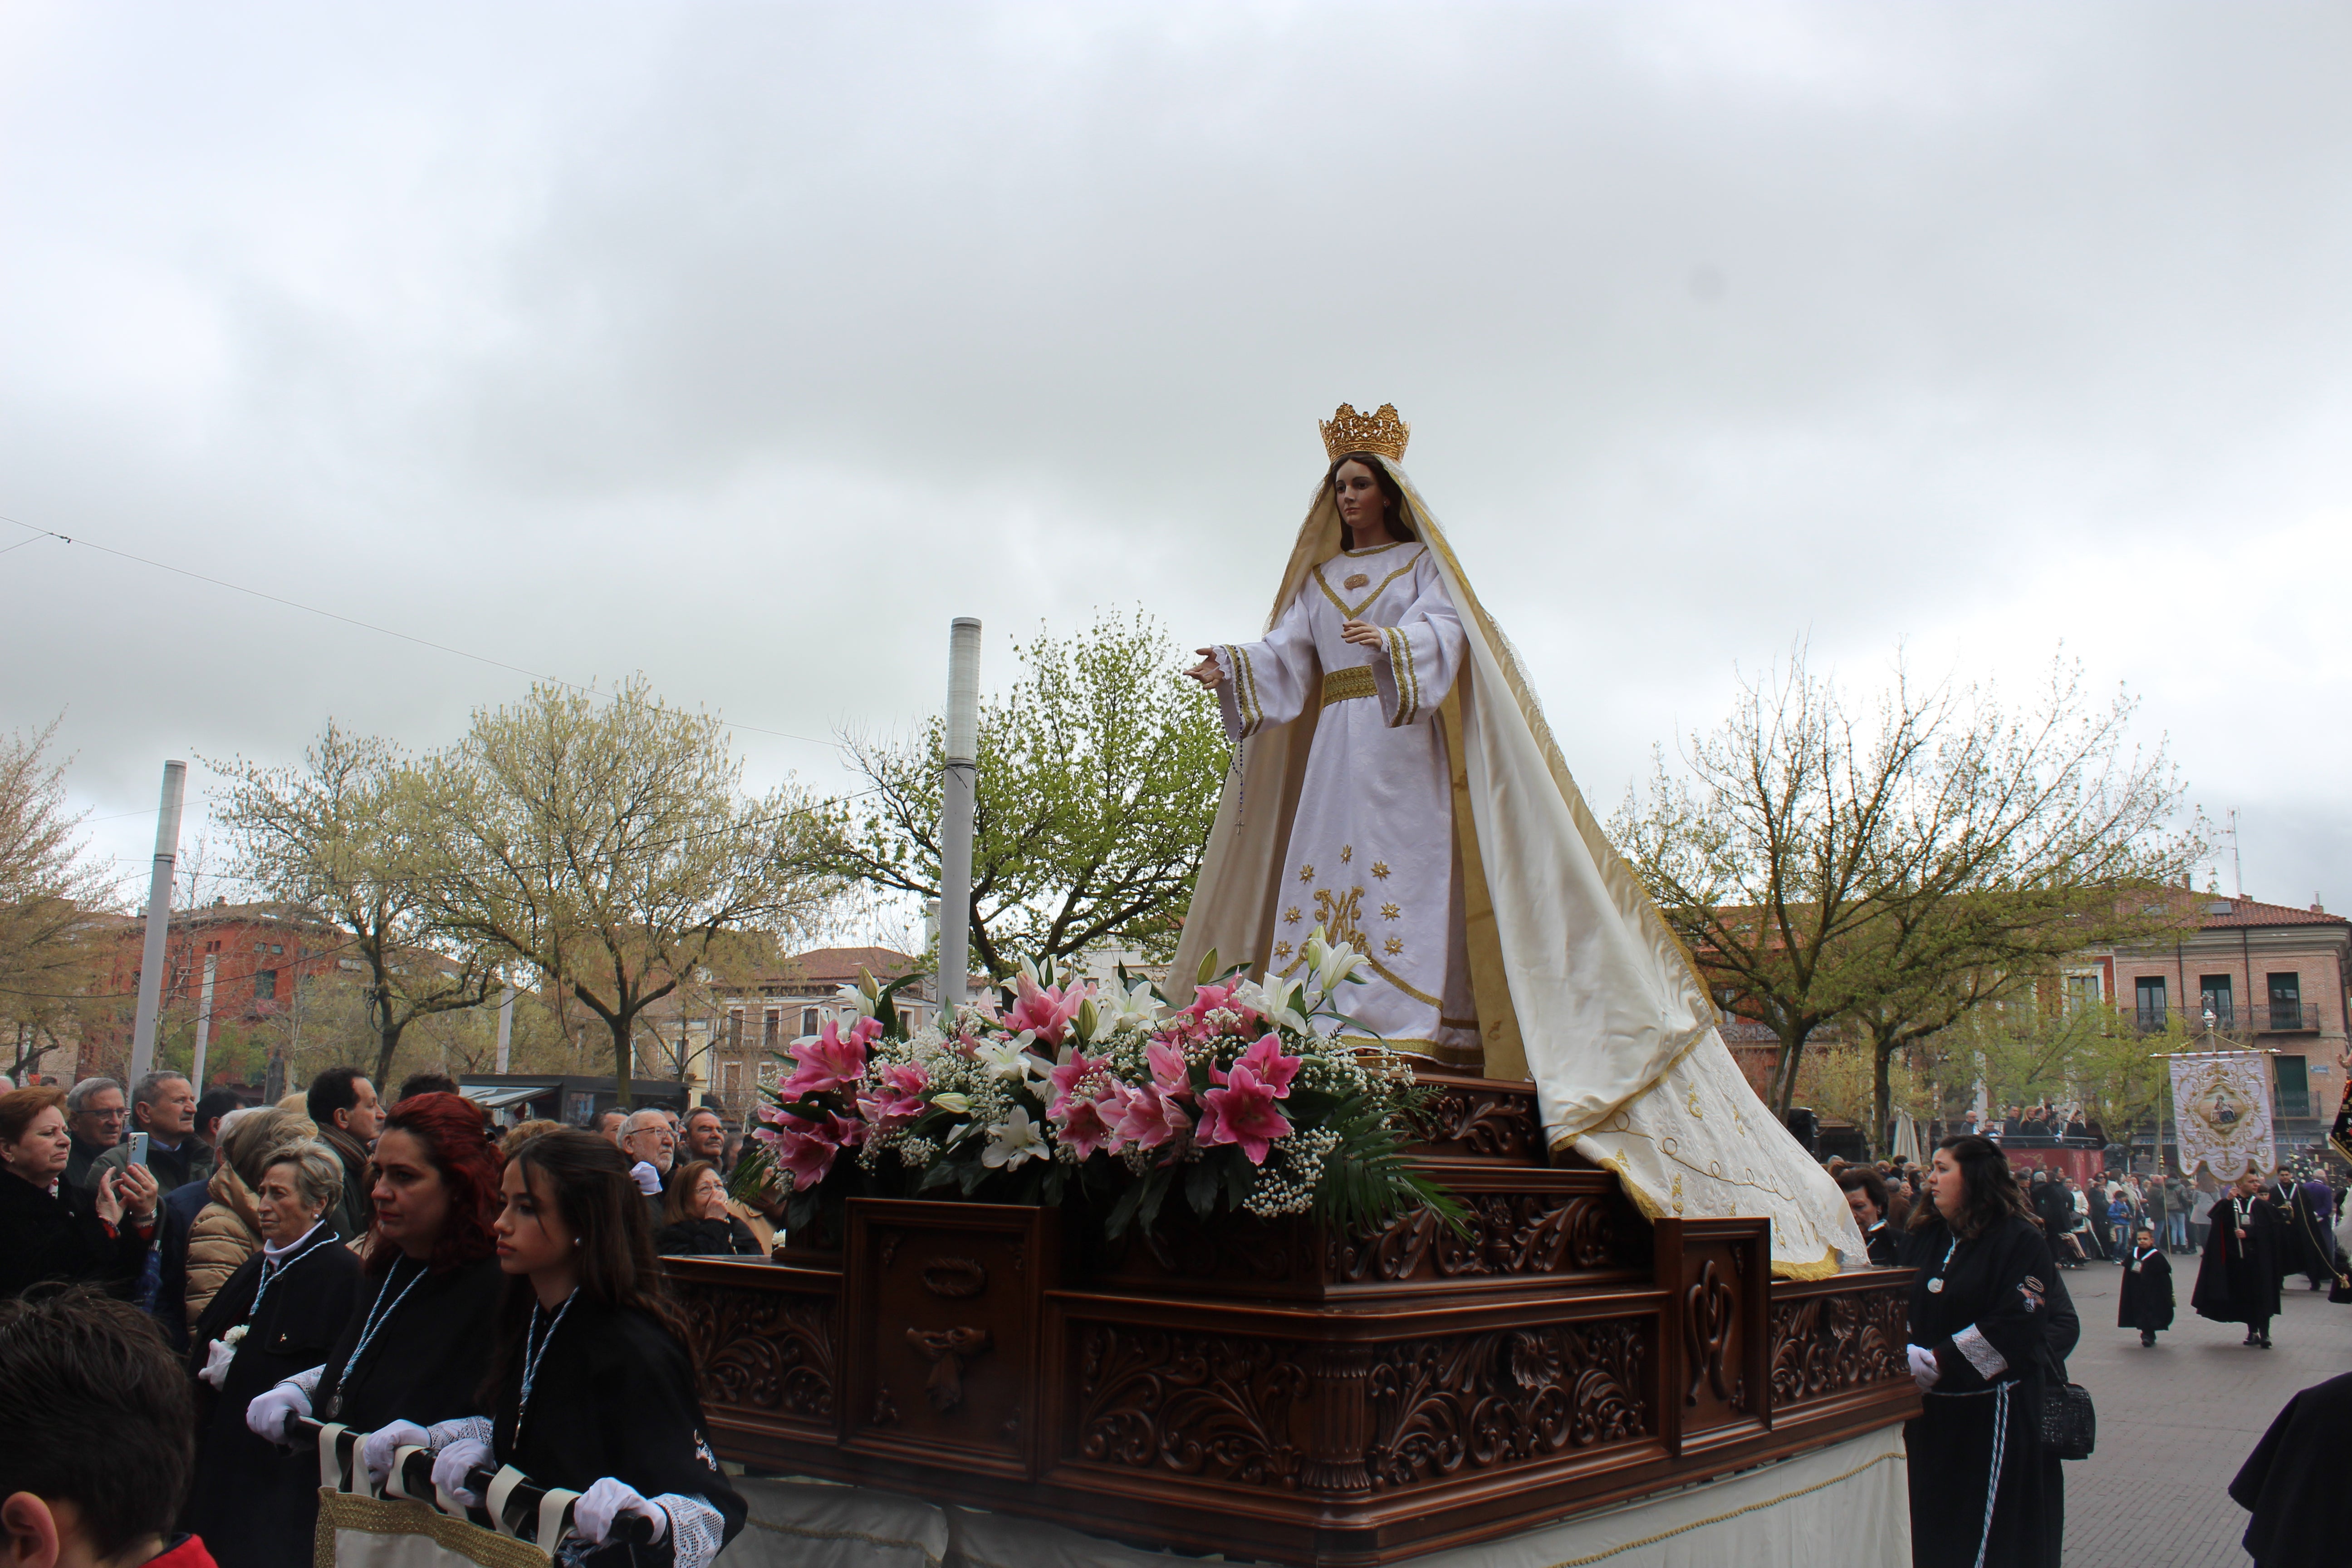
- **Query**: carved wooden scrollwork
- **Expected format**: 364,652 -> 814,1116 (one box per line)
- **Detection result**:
673,1284 -> 836,1421
1072,1326 -> 1311,1489
1766,1289 -> 1908,1407
1407,1088 -> 1541,1159
920,1258 -> 988,1298
1333,1195 -> 1622,1283
1682,1259 -> 1737,1408
1363,1318 -> 1651,1489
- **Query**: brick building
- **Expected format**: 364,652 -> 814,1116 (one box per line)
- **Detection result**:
78,899 -> 346,1083
693,947 -> 936,1127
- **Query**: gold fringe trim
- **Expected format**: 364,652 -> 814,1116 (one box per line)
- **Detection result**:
314,1489 -> 551,1568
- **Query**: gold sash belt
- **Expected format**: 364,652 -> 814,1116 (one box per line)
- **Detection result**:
1320,666 -> 1377,708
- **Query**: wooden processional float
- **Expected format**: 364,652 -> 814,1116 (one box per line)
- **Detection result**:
664,1072 -> 1918,1567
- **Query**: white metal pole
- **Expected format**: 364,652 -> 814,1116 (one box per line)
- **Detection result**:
191,953 -> 217,1091
126,760 -> 187,1084
495,983 -> 516,1073
938,617 -> 982,1012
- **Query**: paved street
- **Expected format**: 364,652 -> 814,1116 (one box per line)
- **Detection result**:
2058,1250 -> 2350,1566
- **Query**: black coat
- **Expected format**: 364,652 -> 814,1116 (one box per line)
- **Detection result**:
2231,1370 -> 2352,1568
1897,1215 -> 2060,1568
2193,1193 -> 2283,1326
1859,1220 -> 1900,1268
0,1169 -> 150,1300
311,1252 -> 505,1429
2280,1183 -> 2337,1282
488,1298 -> 746,1568
184,1231 -> 363,1568
654,1215 -> 763,1257
2117,1245 -> 2174,1332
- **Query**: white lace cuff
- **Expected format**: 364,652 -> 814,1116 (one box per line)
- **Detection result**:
652,1494 -> 724,1568
285,1364 -> 326,1397
425,1415 -> 495,1450
1952,1324 -> 2008,1380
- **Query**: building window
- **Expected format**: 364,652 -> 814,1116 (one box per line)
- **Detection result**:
2199,974 -> 2235,1029
727,1010 -> 742,1051
2134,976 -> 2166,1030
2275,1054 -> 2310,1117
255,969 -> 278,1001
2062,973 -> 2102,1014
801,1007 -> 819,1034
2267,973 -> 2303,1030
723,1061 -> 741,1097
763,1011 -> 779,1050
270,944 -> 283,955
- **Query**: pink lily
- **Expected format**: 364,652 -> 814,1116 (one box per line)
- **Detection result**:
1146,1041 -> 1194,1101
752,1111 -> 846,1190
1047,1049 -> 1104,1119
780,1015 -> 880,1096
1055,1094 -> 1117,1161
1230,1034 -> 1303,1098
1195,1063 -> 1294,1164
1007,972 -> 1088,1045
1106,1078 -> 1192,1151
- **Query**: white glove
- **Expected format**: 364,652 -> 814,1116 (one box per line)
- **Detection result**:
630,1161 -> 663,1196
1906,1344 -> 1942,1392
198,1337 -> 238,1391
430,1438 -> 493,1508
573,1477 -> 669,1545
245,1379 -> 313,1443
362,1421 -> 431,1487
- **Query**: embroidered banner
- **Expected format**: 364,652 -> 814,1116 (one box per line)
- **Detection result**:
2171,1052 -> 2275,1178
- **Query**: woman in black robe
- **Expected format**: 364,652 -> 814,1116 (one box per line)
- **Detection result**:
2230,1369 -> 2352,1568
185,1142 -> 362,1568
2192,1170 -> 2283,1347
1897,1133 -> 2060,1568
410,1129 -> 745,1568
238,1094 -> 509,1530
2117,1225 -> 2174,1347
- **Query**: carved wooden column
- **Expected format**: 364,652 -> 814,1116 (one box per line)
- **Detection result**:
1299,1341 -> 1375,1496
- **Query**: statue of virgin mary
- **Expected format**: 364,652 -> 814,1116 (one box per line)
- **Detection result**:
1177,404 -> 1862,1279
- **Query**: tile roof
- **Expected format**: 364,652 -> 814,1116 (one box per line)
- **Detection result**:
777,946 -> 919,984
2149,891 -> 2347,930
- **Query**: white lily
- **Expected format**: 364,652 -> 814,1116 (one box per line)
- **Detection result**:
1093,975 -> 1162,1037
1235,976 -> 1311,1035
1301,925 -> 1368,997
835,980 -> 875,1021
981,1106 -> 1049,1169
975,1040 -> 1043,1083
929,1092 -> 972,1114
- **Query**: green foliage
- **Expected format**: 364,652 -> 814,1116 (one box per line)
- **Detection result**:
821,609 -> 1226,978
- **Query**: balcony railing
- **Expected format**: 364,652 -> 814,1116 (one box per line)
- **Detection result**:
2151,1001 -> 2323,1035
2253,1001 -> 2315,1032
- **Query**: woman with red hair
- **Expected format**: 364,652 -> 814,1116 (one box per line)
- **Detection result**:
243,1093 -> 506,1483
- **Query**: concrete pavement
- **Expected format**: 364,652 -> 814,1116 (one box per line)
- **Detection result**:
2055,1248 -> 2350,1566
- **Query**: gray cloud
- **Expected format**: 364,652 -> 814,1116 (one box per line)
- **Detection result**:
3,3 -> 2347,908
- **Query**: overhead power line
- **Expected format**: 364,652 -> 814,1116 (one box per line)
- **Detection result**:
1,513 -> 846,752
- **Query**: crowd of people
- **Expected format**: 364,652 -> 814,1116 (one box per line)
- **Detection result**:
0,1066 -> 766,1568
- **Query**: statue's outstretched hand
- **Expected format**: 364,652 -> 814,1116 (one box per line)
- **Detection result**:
1186,649 -> 1227,688
1340,618 -> 1385,650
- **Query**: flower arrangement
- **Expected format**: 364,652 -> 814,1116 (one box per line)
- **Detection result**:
733,927 -> 1462,1243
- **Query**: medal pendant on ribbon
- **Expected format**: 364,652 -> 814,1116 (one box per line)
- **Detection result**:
1927,1277 -> 1944,1293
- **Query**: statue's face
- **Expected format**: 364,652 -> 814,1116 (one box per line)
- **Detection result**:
1333,460 -> 1386,537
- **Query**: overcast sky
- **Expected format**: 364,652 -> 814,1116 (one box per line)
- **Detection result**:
5,3 -> 2347,926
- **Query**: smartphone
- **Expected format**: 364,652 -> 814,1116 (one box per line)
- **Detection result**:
126,1132 -> 150,1169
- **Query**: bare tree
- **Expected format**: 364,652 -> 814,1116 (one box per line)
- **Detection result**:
212,724 -> 502,1087
1612,647 -> 2198,1123
0,718 -> 117,1082
420,677 -> 837,1106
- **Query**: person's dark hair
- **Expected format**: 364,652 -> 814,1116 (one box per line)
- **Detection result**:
590,1107 -> 625,1136
485,1131 -> 682,1401
1322,452 -> 1416,541
663,1160 -> 720,1226
193,1088 -> 242,1143
684,1106 -> 722,1130
126,1070 -> 188,1128
504,1131 -> 676,1323
1836,1166 -> 1891,1224
0,1084 -> 67,1144
395,1072 -> 460,1102
1910,1134 -> 2034,1238
307,1066 -> 370,1130
369,1092 -> 503,1276
0,1287 -> 194,1558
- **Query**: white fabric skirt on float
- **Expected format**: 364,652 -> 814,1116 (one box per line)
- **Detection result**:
712,1425 -> 1909,1568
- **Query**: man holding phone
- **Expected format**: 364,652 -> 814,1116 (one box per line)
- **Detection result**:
89,1073 -> 212,1196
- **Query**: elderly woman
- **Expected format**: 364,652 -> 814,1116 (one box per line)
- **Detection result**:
181,1104 -> 317,1328
185,1141 -> 363,1568
655,1161 -> 764,1257
0,1085 -> 157,1300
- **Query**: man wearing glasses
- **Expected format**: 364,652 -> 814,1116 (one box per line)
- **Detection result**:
64,1077 -> 127,1187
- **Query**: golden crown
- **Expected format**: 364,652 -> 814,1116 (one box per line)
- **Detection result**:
1319,402 -> 1410,463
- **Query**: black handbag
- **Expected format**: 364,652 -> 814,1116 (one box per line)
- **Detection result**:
2038,1361 -> 2097,1460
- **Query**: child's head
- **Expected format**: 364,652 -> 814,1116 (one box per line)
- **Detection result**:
0,1288 -> 192,1568
2135,1227 -> 2155,1247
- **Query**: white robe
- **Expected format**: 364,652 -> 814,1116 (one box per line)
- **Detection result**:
1209,538 -> 1477,1064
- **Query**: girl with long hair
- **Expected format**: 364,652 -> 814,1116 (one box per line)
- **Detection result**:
412,1129 -> 744,1568
1896,1134 -> 2074,1568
